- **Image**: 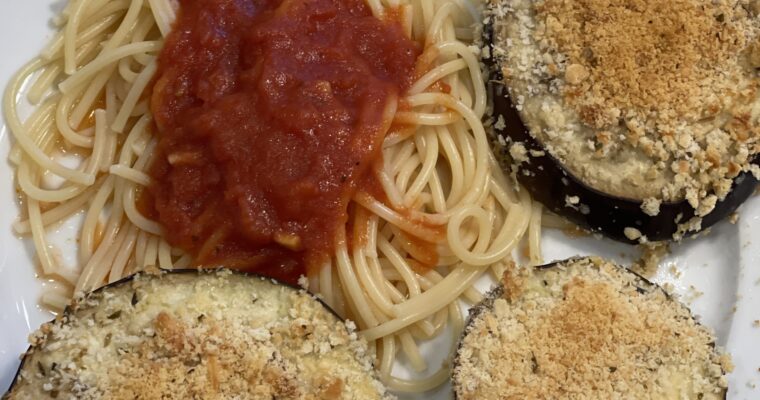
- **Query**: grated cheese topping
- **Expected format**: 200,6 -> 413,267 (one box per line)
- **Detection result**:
488,0 -> 760,210
453,257 -> 732,400
6,271 -> 391,400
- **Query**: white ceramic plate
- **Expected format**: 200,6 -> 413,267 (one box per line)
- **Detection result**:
1,1 -> 759,399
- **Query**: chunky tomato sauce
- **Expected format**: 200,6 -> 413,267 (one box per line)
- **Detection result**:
146,0 -> 419,284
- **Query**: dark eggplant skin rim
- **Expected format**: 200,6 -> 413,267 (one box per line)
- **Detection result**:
1,268 -> 355,398
483,20 -> 760,243
450,257 -> 728,400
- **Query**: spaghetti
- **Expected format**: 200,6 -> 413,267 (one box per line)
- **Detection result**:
5,0 -> 541,392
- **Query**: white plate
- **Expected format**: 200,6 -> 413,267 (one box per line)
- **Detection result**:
0,1 -> 759,399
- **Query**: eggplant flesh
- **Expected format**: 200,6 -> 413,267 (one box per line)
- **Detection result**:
452,257 -> 730,400
3,270 -> 389,400
483,24 -> 759,243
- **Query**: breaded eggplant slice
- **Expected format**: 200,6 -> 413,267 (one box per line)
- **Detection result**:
3,270 -> 391,400
452,257 -> 732,400
484,0 -> 760,243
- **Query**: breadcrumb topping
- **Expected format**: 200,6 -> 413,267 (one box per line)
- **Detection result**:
453,257 -> 731,400
6,271 -> 391,400
488,0 -> 760,210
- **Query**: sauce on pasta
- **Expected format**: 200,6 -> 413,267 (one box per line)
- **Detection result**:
146,0 -> 419,283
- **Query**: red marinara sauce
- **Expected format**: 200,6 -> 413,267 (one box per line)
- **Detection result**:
146,0 -> 420,284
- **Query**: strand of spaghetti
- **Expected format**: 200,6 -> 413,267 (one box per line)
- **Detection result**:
112,58 -> 156,131
79,177 -> 116,265
361,265 -> 485,341
16,156 -> 90,205
409,0 -> 424,40
331,265 -> 348,317
118,57 -> 140,83
420,0 -> 435,29
143,235 -> 159,268
435,125 -> 465,206
63,0 -> 89,74
76,218 -> 130,292
56,71 -> 107,148
118,114 -> 151,163
431,41 -> 486,117
41,291 -> 72,312
399,330 -> 427,372
131,8 -> 159,43
355,192 -> 445,241
92,173 -> 127,266
451,0 -> 479,22
353,241 -> 395,316
379,335 -> 395,379
528,203 -> 543,266
425,2 -> 459,48
403,129 -> 438,206
123,183 -> 163,234
366,0 -> 384,18
400,3 -> 413,38
368,254 -> 393,301
148,0 -> 177,37
13,177 -> 105,234
158,239 -> 173,269
27,198 -> 56,275
173,253 -> 193,269
100,0 -> 147,53
448,190 -> 531,266
335,235 -> 381,329
108,223 -> 140,283
388,140 -> 414,174
386,297 -> 464,392
95,223 -> 136,284
27,63 -> 63,105
447,206 -> 493,259
110,165 -> 151,186
394,110 -> 460,126
394,153 -> 421,193
405,93 -> 489,209
9,98 -> 57,164
377,236 -> 421,297
3,61 -> 96,185
87,110 -> 110,174
135,229 -> 148,267
407,59 -> 467,95
426,166 -> 447,213
59,41 -> 161,93
66,63 -> 119,130
454,121 -> 477,199
318,262 -> 334,308
41,6 -> 127,62
365,213 -> 380,257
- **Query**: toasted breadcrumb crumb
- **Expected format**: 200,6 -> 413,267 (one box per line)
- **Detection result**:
487,0 -> 760,228
453,257 -> 730,400
7,272 -> 391,400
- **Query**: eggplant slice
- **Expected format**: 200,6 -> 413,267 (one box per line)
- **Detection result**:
483,0 -> 760,243
3,270 -> 391,400
452,257 -> 731,400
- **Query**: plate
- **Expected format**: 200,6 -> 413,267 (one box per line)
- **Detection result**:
0,1 -> 759,399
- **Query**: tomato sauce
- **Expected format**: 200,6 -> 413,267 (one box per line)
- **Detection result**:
146,0 -> 420,284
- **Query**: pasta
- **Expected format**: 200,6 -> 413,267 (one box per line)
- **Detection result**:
4,0 -> 540,392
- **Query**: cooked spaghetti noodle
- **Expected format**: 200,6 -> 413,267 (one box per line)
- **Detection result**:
5,0 -> 541,392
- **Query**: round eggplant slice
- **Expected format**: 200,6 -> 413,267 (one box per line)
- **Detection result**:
3,270 -> 391,400
483,0 -> 760,243
452,257 -> 732,400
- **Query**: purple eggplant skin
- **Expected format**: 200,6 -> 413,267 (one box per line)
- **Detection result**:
483,24 -> 759,243
1,269 -> 344,399
451,257 -> 728,400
